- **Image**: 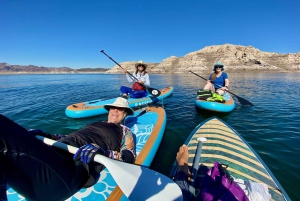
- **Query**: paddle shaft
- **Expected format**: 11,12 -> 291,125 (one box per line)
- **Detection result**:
36,136 -> 183,201
189,137 -> 207,195
100,50 -> 139,82
124,108 -> 147,124
189,70 -> 226,90
100,50 -> 161,97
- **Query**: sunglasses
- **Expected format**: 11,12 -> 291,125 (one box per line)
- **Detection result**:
215,66 -> 222,68
110,106 -> 125,111
138,65 -> 145,67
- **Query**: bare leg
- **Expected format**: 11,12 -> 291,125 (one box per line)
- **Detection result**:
216,88 -> 225,95
175,145 -> 192,201
176,144 -> 189,174
203,82 -> 215,91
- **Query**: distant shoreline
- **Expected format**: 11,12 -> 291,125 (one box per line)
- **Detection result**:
0,72 -> 108,75
0,69 -> 299,75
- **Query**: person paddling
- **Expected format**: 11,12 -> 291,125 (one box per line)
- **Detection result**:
203,61 -> 230,96
0,97 -> 135,201
120,60 -> 151,98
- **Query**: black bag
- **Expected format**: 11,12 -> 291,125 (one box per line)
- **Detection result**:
197,90 -> 212,100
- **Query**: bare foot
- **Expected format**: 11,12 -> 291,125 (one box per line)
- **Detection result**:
176,144 -> 188,165
122,94 -> 129,99
176,144 -> 189,174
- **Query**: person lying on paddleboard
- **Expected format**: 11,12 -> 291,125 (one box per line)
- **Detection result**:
120,60 -> 151,98
0,97 -> 136,201
203,61 -> 229,96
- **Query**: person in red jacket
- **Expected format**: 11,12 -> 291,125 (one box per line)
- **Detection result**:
0,97 -> 135,201
120,60 -> 151,98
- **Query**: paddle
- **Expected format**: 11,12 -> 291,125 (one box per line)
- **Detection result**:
189,70 -> 253,106
36,136 -> 183,201
189,137 -> 207,196
124,108 -> 147,124
100,50 -> 161,97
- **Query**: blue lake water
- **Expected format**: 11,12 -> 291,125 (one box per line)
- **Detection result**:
1,73 -> 299,200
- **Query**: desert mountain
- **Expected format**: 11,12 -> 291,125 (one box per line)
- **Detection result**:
1,44 -> 299,74
106,44 -> 300,73
0,63 -> 107,74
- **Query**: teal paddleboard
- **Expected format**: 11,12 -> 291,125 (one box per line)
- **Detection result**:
7,106 -> 167,201
65,86 -> 173,118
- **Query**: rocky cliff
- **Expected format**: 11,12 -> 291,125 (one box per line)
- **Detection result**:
2,44 -> 299,74
106,44 -> 300,73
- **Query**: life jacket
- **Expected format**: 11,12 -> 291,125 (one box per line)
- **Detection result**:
132,82 -> 146,91
207,93 -> 225,103
197,90 -> 225,103
197,90 -> 213,100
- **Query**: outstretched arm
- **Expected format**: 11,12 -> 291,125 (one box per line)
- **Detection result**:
106,125 -> 136,163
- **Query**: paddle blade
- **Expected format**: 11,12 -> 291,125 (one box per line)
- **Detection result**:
94,155 -> 183,201
37,136 -> 183,201
234,94 -> 253,106
149,96 -> 159,104
148,87 -> 161,97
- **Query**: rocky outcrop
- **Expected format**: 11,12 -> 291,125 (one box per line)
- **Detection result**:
2,44 -> 299,74
106,44 -> 300,73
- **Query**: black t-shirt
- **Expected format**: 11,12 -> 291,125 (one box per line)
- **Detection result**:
58,122 -> 123,187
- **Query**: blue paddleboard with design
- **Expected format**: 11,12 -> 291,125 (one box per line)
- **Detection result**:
7,106 -> 167,201
65,86 -> 173,118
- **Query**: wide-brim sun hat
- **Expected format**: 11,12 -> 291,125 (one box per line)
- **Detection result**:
135,60 -> 148,69
104,97 -> 134,115
213,61 -> 224,71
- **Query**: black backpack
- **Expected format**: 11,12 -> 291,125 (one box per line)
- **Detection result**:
197,90 -> 213,100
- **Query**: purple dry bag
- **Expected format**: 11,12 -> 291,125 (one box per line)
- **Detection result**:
200,162 -> 249,201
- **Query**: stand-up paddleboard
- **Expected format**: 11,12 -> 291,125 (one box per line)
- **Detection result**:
170,117 -> 290,201
7,106 -> 169,201
65,86 -> 173,118
195,92 -> 235,113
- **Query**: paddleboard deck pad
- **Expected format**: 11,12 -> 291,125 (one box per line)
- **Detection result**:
170,117 -> 290,201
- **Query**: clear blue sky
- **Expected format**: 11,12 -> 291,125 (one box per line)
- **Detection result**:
1,0 -> 299,69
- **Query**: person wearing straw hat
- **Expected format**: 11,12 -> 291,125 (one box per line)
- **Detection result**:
0,97 -> 135,201
120,60 -> 151,98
